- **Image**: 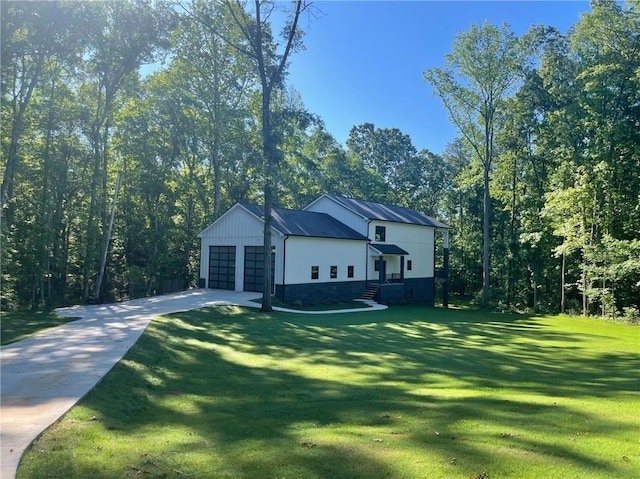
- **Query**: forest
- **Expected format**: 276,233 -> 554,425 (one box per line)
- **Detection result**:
1,0 -> 638,320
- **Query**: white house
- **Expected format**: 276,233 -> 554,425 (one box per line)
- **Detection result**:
198,195 -> 450,306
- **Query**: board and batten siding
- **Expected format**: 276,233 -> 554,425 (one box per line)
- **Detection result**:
367,221 -> 435,280
305,196 -> 368,235
283,236 -> 367,285
198,205 -> 285,291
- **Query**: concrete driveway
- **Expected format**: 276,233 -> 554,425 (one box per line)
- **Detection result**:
0,289 -> 260,479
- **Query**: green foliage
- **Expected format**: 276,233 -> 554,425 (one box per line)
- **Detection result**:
2,0 -> 638,317
437,0 -> 639,315
425,21 -> 531,308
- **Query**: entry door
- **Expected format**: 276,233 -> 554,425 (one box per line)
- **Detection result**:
208,246 -> 236,290
244,246 -> 275,293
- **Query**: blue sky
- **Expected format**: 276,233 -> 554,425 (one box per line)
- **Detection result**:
285,1 -> 591,154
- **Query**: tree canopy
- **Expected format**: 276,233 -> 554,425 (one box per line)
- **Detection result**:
1,0 -> 638,320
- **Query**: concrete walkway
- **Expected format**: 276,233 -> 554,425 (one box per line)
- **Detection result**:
0,289 -> 386,478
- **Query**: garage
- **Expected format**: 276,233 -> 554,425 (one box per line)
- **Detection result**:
243,246 -> 275,293
208,246 -> 236,290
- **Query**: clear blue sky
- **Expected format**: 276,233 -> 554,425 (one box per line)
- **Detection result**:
285,0 -> 591,154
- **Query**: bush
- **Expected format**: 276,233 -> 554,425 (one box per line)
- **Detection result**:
621,307 -> 640,325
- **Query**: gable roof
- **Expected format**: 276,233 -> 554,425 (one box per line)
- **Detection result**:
318,194 -> 449,228
241,204 -> 369,241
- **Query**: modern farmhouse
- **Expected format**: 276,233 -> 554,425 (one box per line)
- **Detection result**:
198,194 -> 450,305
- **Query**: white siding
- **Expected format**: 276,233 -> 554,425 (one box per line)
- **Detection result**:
284,236 -> 367,284
198,205 -> 284,291
305,196 -> 368,235
367,221 -> 435,280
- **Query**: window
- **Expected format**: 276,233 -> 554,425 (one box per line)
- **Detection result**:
347,265 -> 354,278
311,266 -> 319,280
375,225 -> 386,242
407,260 -> 412,271
330,265 -> 338,279
374,259 -> 386,272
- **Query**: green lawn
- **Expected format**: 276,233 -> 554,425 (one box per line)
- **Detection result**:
1,310 -> 80,346
18,305 -> 640,479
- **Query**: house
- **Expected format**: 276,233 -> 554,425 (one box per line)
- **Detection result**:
198,194 -> 450,306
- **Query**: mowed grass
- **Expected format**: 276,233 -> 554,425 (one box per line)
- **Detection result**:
18,305 -> 640,479
1,310 -> 80,346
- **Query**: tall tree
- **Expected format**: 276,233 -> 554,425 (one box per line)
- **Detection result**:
424,22 -> 529,307
1,1 -> 87,228
346,123 -> 416,204
79,0 -> 170,302
174,0 -> 255,219
221,0 -> 311,312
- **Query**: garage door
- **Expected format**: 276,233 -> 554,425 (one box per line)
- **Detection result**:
208,246 -> 236,290
244,246 -> 275,293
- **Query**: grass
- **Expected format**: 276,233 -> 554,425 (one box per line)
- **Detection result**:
0,310 -> 80,346
17,305 -> 640,479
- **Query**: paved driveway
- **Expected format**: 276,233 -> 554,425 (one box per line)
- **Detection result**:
0,289 -> 259,479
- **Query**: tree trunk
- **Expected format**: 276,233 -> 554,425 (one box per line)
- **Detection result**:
95,172 -> 121,301
482,162 -> 491,308
481,104 -> 493,309
261,91 -> 273,312
82,131 -> 102,302
582,264 -> 588,317
507,156 -> 518,307
560,251 -> 566,314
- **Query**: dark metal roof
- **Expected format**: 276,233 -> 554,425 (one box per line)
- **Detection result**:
241,204 -> 369,241
370,243 -> 409,255
324,194 -> 449,228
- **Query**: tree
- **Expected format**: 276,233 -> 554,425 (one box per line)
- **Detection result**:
346,123 -> 416,204
79,0 -> 171,302
174,0 -> 255,219
1,1 -> 89,228
220,0 -> 311,312
424,22 -> 529,307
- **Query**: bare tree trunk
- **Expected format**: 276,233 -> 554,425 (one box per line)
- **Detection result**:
481,106 -> 493,308
95,172 -> 121,301
582,265 -> 588,317
83,133 -> 102,302
560,252 -> 566,314
261,93 -> 274,312
482,162 -> 491,307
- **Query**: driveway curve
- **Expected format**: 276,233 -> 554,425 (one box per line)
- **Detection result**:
0,289 -> 259,479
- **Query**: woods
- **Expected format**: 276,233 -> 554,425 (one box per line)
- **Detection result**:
1,0 -> 638,319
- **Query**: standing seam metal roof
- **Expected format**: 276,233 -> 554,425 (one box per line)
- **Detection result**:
240,204 -> 369,240
323,194 -> 449,228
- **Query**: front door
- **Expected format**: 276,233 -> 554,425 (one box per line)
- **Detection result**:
375,257 -> 386,284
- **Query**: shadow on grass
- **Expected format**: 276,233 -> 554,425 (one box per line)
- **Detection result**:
0,310 -> 81,346
22,305 -> 640,478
